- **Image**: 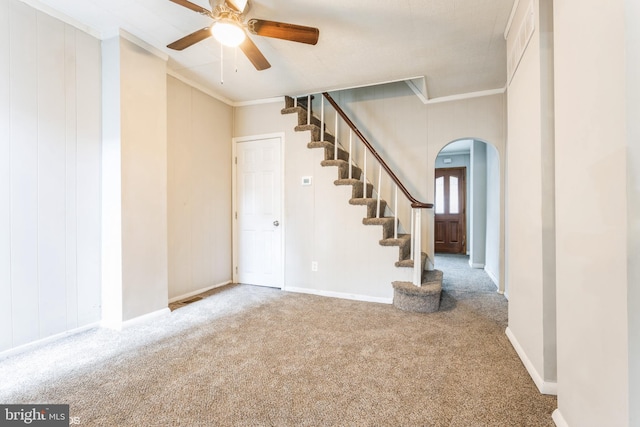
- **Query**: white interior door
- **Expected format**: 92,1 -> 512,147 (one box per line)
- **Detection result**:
235,137 -> 283,288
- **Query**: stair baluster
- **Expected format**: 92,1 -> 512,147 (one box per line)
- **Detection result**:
376,164 -> 382,219
394,185 -> 398,240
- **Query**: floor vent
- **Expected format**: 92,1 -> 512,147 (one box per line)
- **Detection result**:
181,296 -> 203,305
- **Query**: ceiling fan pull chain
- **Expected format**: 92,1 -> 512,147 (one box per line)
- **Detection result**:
220,45 -> 224,84
235,46 -> 238,73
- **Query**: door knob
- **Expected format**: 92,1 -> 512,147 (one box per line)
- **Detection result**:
273,220 -> 280,227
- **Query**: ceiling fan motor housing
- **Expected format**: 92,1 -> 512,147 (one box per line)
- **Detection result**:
210,0 -> 250,15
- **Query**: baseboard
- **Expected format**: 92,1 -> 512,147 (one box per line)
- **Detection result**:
552,409 -> 568,427
168,280 -> 232,303
285,286 -> 393,305
101,307 -> 171,331
505,327 -> 558,395
469,262 -> 485,269
485,267 -> 499,288
0,322 -> 100,360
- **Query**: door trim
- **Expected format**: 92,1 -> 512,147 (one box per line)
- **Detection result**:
232,133 -> 286,288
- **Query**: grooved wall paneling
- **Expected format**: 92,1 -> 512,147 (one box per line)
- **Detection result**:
0,0 -> 102,352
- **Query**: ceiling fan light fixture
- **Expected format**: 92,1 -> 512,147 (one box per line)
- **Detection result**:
211,21 -> 246,47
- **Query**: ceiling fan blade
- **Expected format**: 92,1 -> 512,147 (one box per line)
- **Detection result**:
248,19 -> 319,45
168,0 -> 214,18
239,36 -> 271,70
167,27 -> 212,50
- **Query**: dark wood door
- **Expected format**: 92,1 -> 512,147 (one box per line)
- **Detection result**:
434,167 -> 466,254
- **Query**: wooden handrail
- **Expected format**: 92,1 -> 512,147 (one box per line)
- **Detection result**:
322,92 -> 433,209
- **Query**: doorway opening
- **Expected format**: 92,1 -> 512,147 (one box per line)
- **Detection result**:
434,139 -> 501,290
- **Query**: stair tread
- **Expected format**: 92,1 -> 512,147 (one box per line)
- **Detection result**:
281,106 -> 304,115
308,141 -> 346,151
295,124 -> 319,132
321,159 -> 348,166
392,279 -> 442,295
349,198 -> 387,205
363,217 -> 394,224
380,234 -> 411,245
335,178 -> 362,185
395,252 -> 428,268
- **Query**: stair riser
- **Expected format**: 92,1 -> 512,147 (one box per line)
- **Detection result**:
398,239 -> 411,260
324,147 -> 349,162
364,201 -> 387,219
351,182 -> 372,199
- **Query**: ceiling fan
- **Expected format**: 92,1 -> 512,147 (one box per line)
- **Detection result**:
166,0 -> 319,71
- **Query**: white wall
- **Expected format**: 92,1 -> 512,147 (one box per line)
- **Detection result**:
0,0 -> 102,352
504,0 -> 556,392
554,0 -> 631,425
626,2 -> 640,424
485,145 -> 500,286
102,34 -> 169,325
167,76 -> 233,301
470,141 -> 487,267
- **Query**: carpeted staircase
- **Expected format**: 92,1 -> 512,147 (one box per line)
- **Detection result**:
281,96 -> 442,313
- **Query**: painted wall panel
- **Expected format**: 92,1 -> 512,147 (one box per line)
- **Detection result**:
120,37 -> 168,321
627,1 -> 640,424
10,0 -> 40,347
0,0 -> 11,352
554,0 -> 629,424
470,141 -> 487,266
167,76 -> 232,300
0,0 -> 102,352
75,30 -> 102,326
37,12 -> 68,338
167,77 -> 194,298
504,0 -> 561,391
64,25 -> 78,330
484,146 -> 500,286
199,90 -> 232,289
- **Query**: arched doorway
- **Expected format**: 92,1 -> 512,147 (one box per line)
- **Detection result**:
434,138 -> 501,290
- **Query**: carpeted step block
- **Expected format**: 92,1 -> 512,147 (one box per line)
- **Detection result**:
380,233 -> 411,261
395,252 -> 428,270
308,141 -> 349,162
362,216 -> 395,239
321,159 -> 362,180
350,198 -> 388,218
335,179 -> 370,198
392,269 -> 443,313
295,124 -> 336,143
380,234 -> 411,260
281,106 -> 309,126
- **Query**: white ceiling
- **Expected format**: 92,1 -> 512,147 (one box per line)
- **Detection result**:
29,0 -> 515,103
438,139 -> 473,154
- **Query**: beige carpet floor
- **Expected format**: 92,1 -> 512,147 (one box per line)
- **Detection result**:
0,255 -> 556,426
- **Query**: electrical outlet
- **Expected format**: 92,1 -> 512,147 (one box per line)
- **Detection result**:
311,261 -> 318,272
